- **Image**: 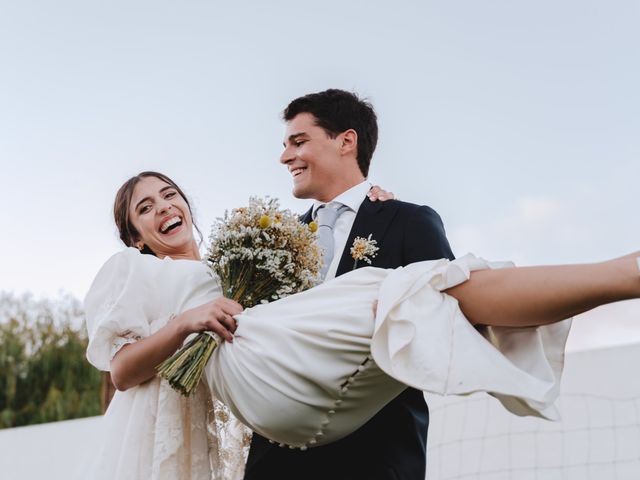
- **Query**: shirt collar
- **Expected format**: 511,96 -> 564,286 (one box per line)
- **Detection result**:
312,180 -> 372,219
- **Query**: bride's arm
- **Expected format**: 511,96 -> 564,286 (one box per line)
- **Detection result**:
110,297 -> 242,391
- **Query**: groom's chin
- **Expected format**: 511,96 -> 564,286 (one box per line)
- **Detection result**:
291,185 -> 311,200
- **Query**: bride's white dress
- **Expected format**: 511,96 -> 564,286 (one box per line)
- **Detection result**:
84,248 -> 571,479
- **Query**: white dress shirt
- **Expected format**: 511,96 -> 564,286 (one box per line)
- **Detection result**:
312,181 -> 372,281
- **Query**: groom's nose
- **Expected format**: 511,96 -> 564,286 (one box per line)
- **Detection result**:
280,146 -> 294,164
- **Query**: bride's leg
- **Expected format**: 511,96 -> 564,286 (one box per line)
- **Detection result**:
445,252 -> 640,327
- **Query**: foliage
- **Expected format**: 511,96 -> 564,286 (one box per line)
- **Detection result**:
0,292 -> 102,428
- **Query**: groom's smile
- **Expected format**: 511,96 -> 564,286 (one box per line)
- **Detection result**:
280,112 -> 355,202
290,167 -> 306,177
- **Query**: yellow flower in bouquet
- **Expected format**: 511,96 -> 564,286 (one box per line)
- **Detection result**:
258,214 -> 271,229
158,197 -> 322,396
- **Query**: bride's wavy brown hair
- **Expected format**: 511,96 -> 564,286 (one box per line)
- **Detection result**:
113,171 -> 203,255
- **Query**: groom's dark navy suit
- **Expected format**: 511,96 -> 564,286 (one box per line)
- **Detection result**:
244,197 -> 454,480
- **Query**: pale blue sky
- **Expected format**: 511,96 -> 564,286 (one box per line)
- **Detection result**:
1,1 -> 638,348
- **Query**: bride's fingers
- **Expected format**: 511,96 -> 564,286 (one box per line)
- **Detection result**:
209,320 -> 234,342
213,310 -> 237,333
368,186 -> 395,202
219,297 -> 244,315
368,186 -> 381,200
220,313 -> 238,333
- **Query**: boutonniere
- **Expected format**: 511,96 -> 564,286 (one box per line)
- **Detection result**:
350,234 -> 379,269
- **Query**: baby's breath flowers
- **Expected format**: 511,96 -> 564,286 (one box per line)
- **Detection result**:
158,197 -> 322,396
350,234 -> 379,269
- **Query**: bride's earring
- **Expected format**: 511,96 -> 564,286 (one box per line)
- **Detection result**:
136,243 -> 144,251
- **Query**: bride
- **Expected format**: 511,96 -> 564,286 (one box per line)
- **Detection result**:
84,171 -> 640,479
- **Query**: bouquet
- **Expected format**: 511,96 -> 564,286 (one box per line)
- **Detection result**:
157,197 -> 322,396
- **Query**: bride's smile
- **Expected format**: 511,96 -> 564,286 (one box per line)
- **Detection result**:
159,215 -> 183,235
128,175 -> 199,260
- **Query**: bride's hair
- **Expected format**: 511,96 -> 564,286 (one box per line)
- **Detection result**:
113,171 -> 203,255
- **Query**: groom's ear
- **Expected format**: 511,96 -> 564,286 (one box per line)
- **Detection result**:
339,129 -> 358,157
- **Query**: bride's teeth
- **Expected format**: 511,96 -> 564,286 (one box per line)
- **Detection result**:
160,216 -> 181,233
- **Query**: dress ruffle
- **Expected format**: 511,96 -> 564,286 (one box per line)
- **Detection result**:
84,249 -> 172,371
372,254 -> 571,420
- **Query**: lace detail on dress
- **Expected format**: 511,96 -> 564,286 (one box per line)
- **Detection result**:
118,377 -> 250,480
109,331 -> 142,361
208,396 -> 252,479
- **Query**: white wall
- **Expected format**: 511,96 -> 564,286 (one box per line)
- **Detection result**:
426,343 -> 640,479
2,344 -> 639,480
0,415 -> 103,480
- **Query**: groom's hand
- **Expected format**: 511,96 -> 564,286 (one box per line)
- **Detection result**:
175,297 -> 243,343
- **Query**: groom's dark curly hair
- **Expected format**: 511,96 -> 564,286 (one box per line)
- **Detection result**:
283,89 -> 378,177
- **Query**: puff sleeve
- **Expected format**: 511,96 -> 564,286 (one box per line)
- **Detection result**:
84,249 -> 168,371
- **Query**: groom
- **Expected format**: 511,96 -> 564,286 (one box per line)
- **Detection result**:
244,89 -> 454,480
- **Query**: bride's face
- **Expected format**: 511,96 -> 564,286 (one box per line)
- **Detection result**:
129,176 -> 195,259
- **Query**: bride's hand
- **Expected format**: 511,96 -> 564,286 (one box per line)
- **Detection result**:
174,297 -> 243,342
368,185 -> 396,202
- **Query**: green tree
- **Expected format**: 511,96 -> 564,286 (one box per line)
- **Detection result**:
0,292 -> 102,428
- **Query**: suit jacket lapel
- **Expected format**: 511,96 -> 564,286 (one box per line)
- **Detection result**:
300,206 -> 313,224
335,197 -> 399,276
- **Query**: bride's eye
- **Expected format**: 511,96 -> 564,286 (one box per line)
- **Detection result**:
139,204 -> 152,214
165,191 -> 177,199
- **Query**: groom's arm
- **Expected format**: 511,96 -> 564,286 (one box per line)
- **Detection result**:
403,204 -> 454,263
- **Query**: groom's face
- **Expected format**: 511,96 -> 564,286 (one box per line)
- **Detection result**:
280,113 -> 343,202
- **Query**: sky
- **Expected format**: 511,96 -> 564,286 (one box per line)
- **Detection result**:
1,1 -> 638,350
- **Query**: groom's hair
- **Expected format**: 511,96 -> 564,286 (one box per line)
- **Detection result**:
283,89 -> 378,177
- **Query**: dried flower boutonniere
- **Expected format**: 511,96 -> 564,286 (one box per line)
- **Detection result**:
350,234 -> 379,269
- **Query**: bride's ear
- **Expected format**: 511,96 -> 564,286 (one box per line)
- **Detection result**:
132,237 -> 144,250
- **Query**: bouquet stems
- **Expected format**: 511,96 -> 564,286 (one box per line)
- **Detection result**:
157,332 -> 218,396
